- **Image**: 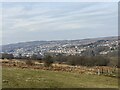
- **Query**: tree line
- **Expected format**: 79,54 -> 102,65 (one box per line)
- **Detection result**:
0,53 -> 119,67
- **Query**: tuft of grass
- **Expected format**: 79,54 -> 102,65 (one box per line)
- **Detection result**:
2,67 -> 118,88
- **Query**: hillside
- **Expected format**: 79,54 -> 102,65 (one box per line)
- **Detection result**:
1,36 -> 118,58
2,67 -> 118,88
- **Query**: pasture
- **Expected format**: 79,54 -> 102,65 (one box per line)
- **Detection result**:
2,66 -> 118,88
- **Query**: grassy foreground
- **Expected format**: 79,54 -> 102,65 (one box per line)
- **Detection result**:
2,67 -> 118,88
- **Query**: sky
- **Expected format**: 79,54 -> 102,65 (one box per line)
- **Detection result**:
1,2 -> 118,45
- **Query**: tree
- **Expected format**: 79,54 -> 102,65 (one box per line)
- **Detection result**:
92,56 -> 110,66
44,55 -> 53,67
1,53 -> 14,59
31,54 -> 37,60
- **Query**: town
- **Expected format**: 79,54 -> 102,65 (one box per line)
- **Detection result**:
1,36 -> 118,59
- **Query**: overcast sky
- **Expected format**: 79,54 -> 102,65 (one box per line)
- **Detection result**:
1,2 -> 118,45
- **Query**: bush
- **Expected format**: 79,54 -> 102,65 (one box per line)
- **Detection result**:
25,60 -> 33,66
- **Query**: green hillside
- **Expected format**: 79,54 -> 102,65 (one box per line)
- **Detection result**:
2,67 -> 118,88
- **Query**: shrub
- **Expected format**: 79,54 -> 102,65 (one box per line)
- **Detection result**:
25,60 -> 33,66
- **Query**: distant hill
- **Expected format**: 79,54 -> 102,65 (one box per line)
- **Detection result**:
0,36 -> 118,57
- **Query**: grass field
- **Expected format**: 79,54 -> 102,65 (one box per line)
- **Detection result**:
2,67 -> 118,88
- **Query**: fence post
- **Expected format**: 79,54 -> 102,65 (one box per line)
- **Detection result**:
97,69 -> 100,75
